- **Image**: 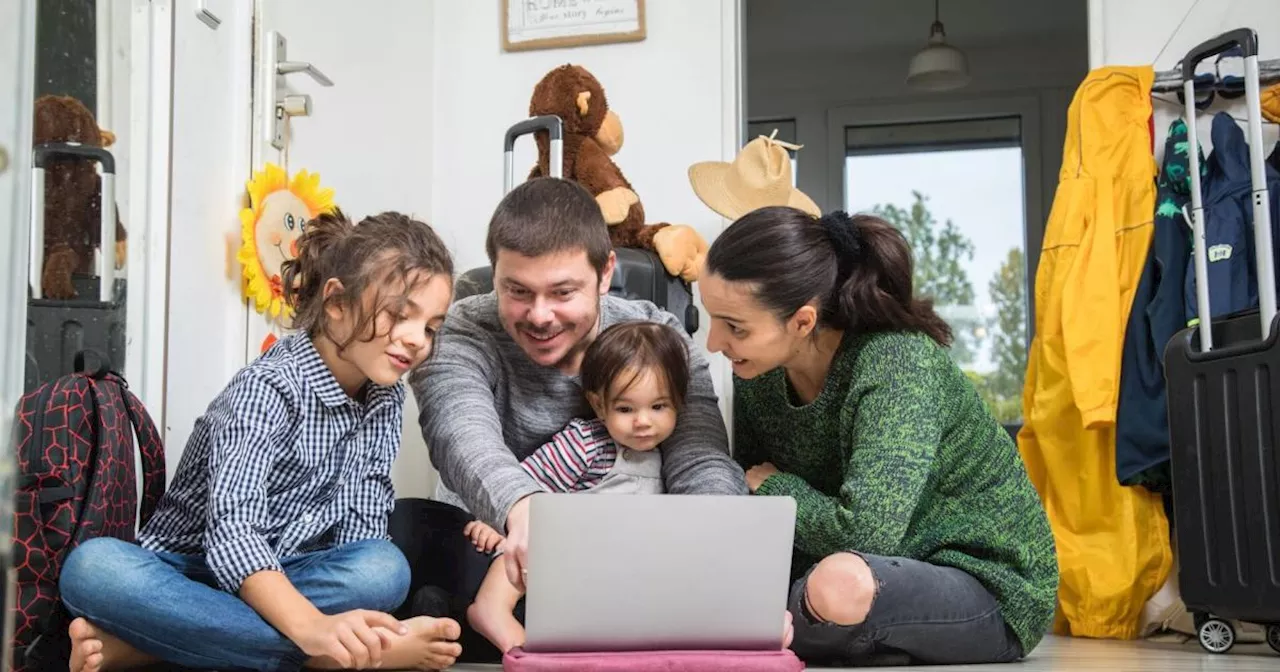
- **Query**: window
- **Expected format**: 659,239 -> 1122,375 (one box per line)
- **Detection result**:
844,117 -> 1028,425
747,118 -> 797,186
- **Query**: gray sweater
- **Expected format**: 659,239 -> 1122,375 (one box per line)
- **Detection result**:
410,292 -> 747,529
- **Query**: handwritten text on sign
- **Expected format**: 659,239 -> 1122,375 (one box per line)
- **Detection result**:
508,0 -> 642,44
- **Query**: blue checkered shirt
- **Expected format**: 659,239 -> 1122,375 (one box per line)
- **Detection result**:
138,332 -> 406,593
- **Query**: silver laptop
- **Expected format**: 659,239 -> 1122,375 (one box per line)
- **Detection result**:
523,494 -> 796,653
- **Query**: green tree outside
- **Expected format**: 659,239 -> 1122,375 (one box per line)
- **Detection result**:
867,192 -> 1027,424
871,192 -> 983,366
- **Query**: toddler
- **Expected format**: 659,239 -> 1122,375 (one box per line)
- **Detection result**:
463,321 -> 690,653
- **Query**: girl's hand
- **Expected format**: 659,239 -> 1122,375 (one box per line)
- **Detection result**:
746,462 -> 779,492
293,609 -> 402,669
464,520 -> 505,553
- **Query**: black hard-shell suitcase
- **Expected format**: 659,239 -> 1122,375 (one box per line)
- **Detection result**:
1162,28 -> 1280,655
455,116 -> 699,335
24,143 -> 127,394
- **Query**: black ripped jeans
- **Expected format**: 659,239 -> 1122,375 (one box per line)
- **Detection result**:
789,552 -> 1024,666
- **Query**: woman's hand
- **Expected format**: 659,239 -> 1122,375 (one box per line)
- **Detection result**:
464,520 -> 505,553
746,462 -> 779,492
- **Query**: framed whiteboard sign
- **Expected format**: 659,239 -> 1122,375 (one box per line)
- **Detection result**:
502,0 -> 646,52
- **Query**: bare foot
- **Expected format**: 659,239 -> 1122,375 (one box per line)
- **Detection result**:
69,618 -> 157,672
375,616 -> 463,671
467,597 -> 526,654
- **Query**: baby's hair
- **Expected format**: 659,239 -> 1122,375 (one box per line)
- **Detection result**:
581,321 -> 690,409
280,208 -> 454,350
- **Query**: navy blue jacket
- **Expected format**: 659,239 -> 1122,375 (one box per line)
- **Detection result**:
1183,112 -> 1280,322
1116,119 -> 1200,490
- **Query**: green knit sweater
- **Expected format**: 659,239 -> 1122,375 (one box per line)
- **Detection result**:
735,330 -> 1058,654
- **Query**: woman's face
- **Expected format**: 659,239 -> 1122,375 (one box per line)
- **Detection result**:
700,271 -> 812,380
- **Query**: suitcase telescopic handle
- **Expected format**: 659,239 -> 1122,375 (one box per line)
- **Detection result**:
29,142 -> 118,302
1180,28 -> 1275,352
504,115 -> 564,193
1181,28 -> 1258,82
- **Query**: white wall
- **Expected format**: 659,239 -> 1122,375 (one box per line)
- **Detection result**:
1090,0 -> 1280,164
431,0 -> 740,405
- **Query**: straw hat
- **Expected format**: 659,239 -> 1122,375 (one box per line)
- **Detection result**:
688,130 -> 821,221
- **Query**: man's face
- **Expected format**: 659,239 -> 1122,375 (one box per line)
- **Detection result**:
493,247 -> 615,374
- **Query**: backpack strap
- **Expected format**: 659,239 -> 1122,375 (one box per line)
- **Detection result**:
81,372 -> 167,530
121,387 -> 166,526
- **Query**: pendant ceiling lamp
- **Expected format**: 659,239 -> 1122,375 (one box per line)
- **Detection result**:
906,0 -> 970,92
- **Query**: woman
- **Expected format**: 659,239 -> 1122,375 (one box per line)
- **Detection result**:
699,206 -> 1058,666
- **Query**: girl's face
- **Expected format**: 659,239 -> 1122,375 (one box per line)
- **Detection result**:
588,367 -> 677,452
699,271 -> 816,380
323,270 -> 453,394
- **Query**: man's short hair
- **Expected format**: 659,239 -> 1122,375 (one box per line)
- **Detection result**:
485,177 -> 613,277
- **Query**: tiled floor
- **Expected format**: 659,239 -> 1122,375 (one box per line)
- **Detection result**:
446,634 -> 1280,671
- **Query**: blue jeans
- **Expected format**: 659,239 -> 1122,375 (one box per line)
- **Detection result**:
59,537 -> 411,671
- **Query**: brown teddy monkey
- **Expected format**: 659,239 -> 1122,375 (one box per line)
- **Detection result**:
527,65 -> 707,282
33,94 -> 127,300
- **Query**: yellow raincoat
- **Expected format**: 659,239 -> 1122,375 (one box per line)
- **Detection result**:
1018,66 -> 1173,639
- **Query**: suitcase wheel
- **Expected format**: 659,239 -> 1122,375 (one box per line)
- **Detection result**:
1267,624 -> 1280,654
1196,617 -> 1236,654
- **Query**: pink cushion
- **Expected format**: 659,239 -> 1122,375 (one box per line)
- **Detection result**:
503,647 -> 806,672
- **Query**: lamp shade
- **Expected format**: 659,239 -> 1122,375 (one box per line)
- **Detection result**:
906,22 -> 970,92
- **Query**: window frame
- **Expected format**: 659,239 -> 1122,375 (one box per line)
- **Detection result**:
828,96 -> 1046,436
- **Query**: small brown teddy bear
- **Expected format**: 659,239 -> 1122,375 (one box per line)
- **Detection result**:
527,64 -> 707,282
33,94 -> 126,300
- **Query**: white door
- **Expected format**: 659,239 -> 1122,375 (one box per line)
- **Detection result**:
249,0 -> 439,499
0,0 -> 37,660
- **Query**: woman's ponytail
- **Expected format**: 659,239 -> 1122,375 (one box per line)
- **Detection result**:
825,213 -> 952,347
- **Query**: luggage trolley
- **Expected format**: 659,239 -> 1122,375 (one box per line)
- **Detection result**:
25,142 -> 127,394
1163,28 -> 1280,655
455,116 -> 699,336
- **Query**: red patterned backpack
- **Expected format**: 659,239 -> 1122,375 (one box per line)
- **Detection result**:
10,352 -> 166,670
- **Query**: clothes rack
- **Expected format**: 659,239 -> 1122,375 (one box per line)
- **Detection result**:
1152,58 -> 1280,93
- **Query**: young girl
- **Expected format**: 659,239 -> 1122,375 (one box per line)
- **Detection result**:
461,321 -> 690,653
58,210 -> 464,672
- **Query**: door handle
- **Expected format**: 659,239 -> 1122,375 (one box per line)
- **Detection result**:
195,0 -> 220,29
278,61 -> 333,87
263,31 -> 335,150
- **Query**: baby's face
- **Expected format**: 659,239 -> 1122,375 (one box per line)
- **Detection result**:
592,367 -> 677,452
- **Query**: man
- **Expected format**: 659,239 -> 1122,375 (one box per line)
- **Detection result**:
406,177 -> 747,659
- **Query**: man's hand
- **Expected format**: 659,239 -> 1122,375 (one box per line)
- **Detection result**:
464,520 -> 505,553
746,463 -> 779,493
290,609 -> 406,669
503,495 -> 533,590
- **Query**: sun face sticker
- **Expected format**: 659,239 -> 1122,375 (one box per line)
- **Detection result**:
238,163 -> 335,322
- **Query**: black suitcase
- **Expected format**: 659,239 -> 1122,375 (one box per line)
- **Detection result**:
24,143 -> 127,394
455,116 -> 699,335
1162,28 -> 1280,655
